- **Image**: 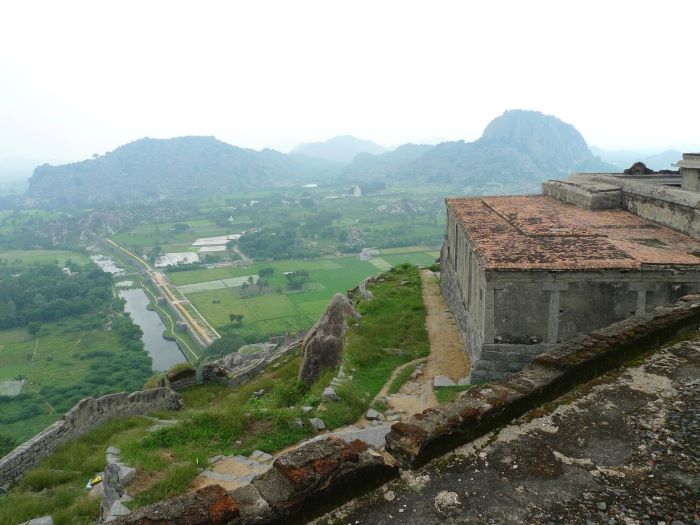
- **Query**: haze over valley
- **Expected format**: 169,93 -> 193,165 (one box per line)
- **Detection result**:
0,2 -> 698,524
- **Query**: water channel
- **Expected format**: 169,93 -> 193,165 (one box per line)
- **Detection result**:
91,253 -> 187,371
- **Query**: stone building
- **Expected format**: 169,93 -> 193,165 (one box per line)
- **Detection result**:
441,154 -> 700,381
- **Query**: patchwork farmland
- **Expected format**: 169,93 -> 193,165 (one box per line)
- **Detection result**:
168,248 -> 438,339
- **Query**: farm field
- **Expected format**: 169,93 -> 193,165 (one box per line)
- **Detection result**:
178,249 -> 438,339
0,318 -> 152,443
111,219 -> 236,252
0,249 -> 91,265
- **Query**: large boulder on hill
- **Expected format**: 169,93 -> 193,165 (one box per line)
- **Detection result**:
299,294 -> 359,384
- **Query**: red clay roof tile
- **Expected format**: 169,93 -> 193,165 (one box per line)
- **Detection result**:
446,195 -> 700,271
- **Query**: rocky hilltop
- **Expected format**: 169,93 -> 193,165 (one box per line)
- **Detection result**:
342,110 -> 614,191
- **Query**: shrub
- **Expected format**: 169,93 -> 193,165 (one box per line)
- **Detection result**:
168,362 -> 194,375
143,374 -> 165,390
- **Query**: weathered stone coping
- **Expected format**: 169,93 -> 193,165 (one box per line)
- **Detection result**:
385,294 -> 700,468
110,436 -> 398,525
201,338 -> 303,387
66,294 -> 700,523
0,387 -> 183,489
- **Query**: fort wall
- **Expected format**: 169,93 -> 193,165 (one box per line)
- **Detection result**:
0,387 -> 183,489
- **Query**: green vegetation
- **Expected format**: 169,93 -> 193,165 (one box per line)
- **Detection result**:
1,264 -> 430,523
0,417 -> 153,525
122,352 -> 315,509
0,262 -> 112,329
388,363 -> 419,395
174,252 -> 437,355
167,362 -> 194,375
435,385 -> 473,404
0,249 -> 90,266
0,261 -> 152,442
322,264 -> 429,427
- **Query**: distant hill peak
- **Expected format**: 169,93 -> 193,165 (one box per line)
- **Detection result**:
25,135 -> 342,207
339,109 -> 614,189
292,135 -> 386,164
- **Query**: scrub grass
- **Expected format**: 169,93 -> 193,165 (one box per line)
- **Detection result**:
2,264 -> 430,521
435,385 -> 473,403
387,363 -> 418,395
0,417 -> 152,525
322,264 -> 429,428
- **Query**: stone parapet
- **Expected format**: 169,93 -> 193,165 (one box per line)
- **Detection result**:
470,342 -> 558,382
201,338 -> 303,387
542,179 -> 622,209
110,436 -> 397,524
385,294 -> 700,468
0,387 -> 183,489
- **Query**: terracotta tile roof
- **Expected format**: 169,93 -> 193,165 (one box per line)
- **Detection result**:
446,195 -> 700,271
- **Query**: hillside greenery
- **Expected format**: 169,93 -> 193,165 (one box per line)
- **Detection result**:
0,262 -> 112,329
26,136 -> 342,207
0,265 -> 429,524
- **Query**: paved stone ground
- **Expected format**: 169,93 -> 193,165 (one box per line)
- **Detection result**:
316,335 -> 700,525
191,451 -> 274,491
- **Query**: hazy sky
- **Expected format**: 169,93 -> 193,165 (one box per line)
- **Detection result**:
1,0 -> 698,164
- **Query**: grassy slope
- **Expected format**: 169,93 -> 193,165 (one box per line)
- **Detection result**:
0,264 -> 429,523
178,254 -> 435,344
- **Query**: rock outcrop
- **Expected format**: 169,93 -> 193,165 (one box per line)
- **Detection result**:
167,367 -> 197,391
298,294 -> 359,384
623,161 -> 655,174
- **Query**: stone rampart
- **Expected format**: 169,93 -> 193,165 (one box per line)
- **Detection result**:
110,436 -> 397,525
201,338 -> 303,386
0,387 -> 183,489
386,293 -> 700,467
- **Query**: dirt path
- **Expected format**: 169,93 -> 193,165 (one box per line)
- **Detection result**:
419,269 -> 469,382
277,269 -> 471,456
369,269 -> 470,418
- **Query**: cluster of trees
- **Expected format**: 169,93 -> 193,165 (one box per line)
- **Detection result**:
228,313 -> 244,325
238,226 -> 307,260
285,270 -> 309,290
258,267 -> 274,277
0,262 -> 113,329
202,331 -> 266,360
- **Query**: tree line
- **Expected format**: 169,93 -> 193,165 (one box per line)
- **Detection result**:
0,261 -> 113,329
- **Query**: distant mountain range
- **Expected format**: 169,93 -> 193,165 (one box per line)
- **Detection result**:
339,110 -> 615,192
26,136 -> 342,207
590,147 -> 683,171
292,135 -> 386,164
24,110 -> 650,207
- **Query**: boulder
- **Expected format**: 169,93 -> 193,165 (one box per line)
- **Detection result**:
19,518 -> 53,525
433,375 -> 456,387
298,294 -> 359,384
366,408 -> 384,421
321,387 -> 338,401
308,418 -> 326,431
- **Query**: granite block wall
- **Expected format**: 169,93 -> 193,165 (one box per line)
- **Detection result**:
0,387 -> 183,489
